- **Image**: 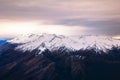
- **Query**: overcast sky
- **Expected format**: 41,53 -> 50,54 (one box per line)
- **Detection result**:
0,0 -> 120,38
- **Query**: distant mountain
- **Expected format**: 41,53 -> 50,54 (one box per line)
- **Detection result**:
0,39 -> 7,44
0,33 -> 120,80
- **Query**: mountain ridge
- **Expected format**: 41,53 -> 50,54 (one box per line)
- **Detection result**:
7,33 -> 120,53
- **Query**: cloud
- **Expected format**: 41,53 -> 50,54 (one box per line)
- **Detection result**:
0,0 -> 120,20
0,20 -> 87,38
0,0 -> 120,36
56,18 -> 120,35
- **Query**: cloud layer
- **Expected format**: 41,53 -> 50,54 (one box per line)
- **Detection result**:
0,0 -> 120,36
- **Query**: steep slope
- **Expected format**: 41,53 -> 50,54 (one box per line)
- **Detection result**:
8,33 -> 120,53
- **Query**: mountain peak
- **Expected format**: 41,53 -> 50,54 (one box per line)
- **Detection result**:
8,33 -> 120,53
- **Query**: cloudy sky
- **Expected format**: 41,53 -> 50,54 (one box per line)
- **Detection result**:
0,0 -> 120,38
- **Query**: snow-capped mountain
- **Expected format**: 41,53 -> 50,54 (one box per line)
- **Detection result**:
8,33 -> 120,53
1,33 -> 120,80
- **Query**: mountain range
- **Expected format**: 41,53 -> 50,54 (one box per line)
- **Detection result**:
0,33 -> 120,80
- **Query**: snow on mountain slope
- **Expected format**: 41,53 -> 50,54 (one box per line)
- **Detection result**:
8,33 -> 120,53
